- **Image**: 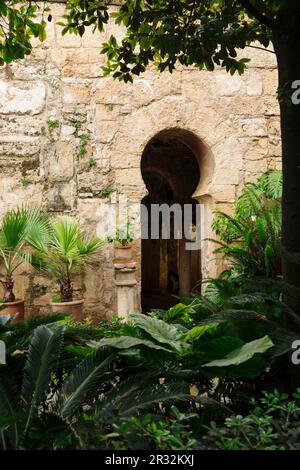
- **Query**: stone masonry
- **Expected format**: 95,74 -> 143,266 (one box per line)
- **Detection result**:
0,2 -> 280,320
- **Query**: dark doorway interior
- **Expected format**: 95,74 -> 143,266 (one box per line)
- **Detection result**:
141,134 -> 201,313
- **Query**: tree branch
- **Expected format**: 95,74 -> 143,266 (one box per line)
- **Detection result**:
246,44 -> 275,54
239,0 -> 277,29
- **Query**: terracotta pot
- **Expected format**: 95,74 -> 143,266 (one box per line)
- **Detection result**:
50,299 -> 84,321
0,299 -> 25,322
114,245 -> 133,261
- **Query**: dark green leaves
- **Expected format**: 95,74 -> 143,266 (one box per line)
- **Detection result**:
203,335 -> 274,367
0,2 -> 47,64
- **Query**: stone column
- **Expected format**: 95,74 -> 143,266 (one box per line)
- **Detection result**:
113,261 -> 137,320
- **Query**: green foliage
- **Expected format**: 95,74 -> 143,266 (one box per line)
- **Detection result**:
105,103 -> 114,112
47,119 -> 60,129
0,2 -> 47,65
212,170 -> 282,278
102,406 -> 197,450
130,312 -> 189,353
90,308 -> 275,382
203,390 -> 300,450
59,0 -> 280,83
87,157 -> 97,169
30,216 -> 103,301
20,178 -> 30,188
0,206 -> 51,278
98,187 -> 116,199
203,335 -> 274,368
0,317 -> 192,449
107,222 -> 135,246
78,132 -> 90,158
1,1 -> 286,80
0,322 -> 115,449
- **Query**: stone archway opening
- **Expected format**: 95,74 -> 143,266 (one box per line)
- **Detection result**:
140,129 -> 203,313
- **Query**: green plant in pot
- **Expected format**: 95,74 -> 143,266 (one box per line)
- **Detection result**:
0,206 -> 50,320
31,216 -> 103,320
107,222 -> 135,261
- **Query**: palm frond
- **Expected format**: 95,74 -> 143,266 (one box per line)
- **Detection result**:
119,383 -> 190,417
31,216 -> 103,285
0,380 -> 19,449
21,325 -> 65,436
54,347 -> 115,418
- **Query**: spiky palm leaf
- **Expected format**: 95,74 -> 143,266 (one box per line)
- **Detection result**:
21,324 -> 65,437
258,170 -> 282,199
53,347 -> 115,418
98,369 -> 190,420
31,216 -> 103,286
119,383 -> 190,417
0,206 -> 51,277
0,381 -> 19,449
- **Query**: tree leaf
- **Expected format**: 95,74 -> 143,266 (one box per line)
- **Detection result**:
203,335 -> 274,367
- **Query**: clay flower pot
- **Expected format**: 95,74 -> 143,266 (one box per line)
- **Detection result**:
114,245 -> 133,261
50,299 -> 84,321
0,299 -> 25,322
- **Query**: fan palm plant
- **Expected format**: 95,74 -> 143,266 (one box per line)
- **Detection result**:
0,206 -> 51,303
32,216 -> 103,303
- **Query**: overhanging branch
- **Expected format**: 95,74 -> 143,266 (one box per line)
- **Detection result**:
239,0 -> 277,29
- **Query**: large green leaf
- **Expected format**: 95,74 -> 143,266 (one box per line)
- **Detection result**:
203,335 -> 274,367
130,313 -> 190,352
163,303 -> 193,323
89,335 -> 174,353
269,328 -> 300,358
184,324 -> 218,342
200,336 -> 244,363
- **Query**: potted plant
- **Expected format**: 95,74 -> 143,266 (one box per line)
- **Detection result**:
32,216 -> 103,319
107,222 -> 135,261
0,206 -> 50,321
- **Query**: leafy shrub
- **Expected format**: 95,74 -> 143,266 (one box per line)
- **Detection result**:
212,170 -> 282,279
202,390 -> 300,450
101,406 -> 197,450
0,317 -> 191,449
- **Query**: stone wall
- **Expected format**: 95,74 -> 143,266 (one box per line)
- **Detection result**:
0,3 -> 280,320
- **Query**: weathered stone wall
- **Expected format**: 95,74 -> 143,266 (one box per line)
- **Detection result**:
0,3 -> 280,320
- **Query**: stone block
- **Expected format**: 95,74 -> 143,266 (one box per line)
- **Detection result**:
63,84 -> 91,104
0,80 -> 46,115
241,117 -> 268,137
47,141 -> 75,181
246,72 -> 263,96
214,71 -> 245,96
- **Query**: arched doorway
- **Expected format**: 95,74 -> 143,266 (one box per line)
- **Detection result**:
141,130 -> 202,312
